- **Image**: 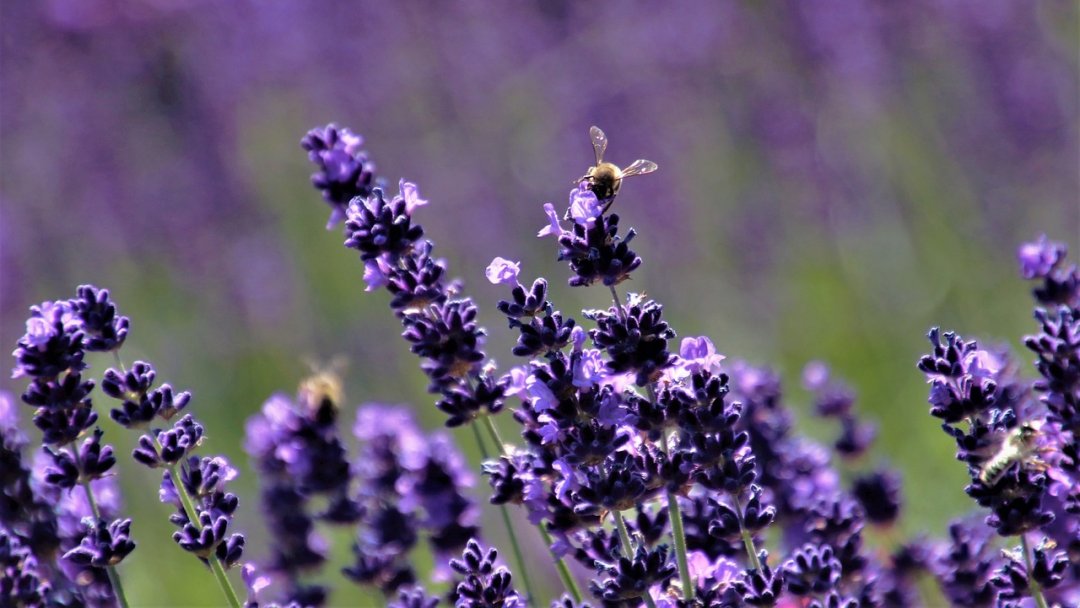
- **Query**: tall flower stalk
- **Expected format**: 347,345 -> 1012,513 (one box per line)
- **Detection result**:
93,291 -> 246,608
301,124 -> 563,603
12,288 -> 136,607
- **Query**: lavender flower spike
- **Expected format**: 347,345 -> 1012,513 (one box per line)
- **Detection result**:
301,123 -> 379,229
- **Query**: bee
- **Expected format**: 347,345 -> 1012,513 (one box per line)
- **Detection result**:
298,357 -> 347,423
978,421 -> 1049,485
577,126 -> 658,211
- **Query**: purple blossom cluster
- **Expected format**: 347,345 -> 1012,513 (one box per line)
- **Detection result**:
297,124 -> 1080,607
914,235 -> 1080,606
6,286 -> 249,607
3,119 -> 1074,606
243,382 -> 480,605
300,124 -> 1014,608
7,286 -> 136,606
479,184 -> 920,607
244,369 -> 359,606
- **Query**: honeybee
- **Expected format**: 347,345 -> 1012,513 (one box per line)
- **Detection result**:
577,126 -> 658,210
298,357 -> 346,422
978,421 -> 1049,485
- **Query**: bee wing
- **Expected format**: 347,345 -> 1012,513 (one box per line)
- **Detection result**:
589,126 -> 608,165
620,159 -> 658,178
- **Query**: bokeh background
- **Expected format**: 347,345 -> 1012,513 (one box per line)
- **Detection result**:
2,1 -> 1078,605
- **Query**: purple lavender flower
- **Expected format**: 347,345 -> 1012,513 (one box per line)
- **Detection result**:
732,551 -> 784,606
851,469 -> 902,526
245,390 -> 342,603
585,294 -> 675,386
102,360 -> 192,429
0,392 -> 61,562
63,518 -> 135,568
0,526 -> 51,606
781,543 -> 842,596
346,404 -> 480,595
300,123 -> 379,229
591,543 -> 676,603
485,257 -> 522,287
990,539 -> 1069,601
1018,235 -> 1080,307
1019,235 -> 1068,280
344,184 -> 426,261
554,210 -> 642,288
10,288 -> 140,606
71,285 -> 129,353
935,517 -> 1001,606
388,587 -> 441,608
449,539 -> 523,608
12,300 -> 84,380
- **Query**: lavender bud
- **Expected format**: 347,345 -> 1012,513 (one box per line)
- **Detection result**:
72,285 -> 129,352
301,124 -> 379,229
591,544 -> 676,602
63,517 -> 135,568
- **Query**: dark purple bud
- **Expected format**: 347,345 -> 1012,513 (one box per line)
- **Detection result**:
301,124 -> 379,229
72,285 -> 129,352
172,510 -> 232,561
834,415 -> 876,459
733,551 -> 784,606
450,539 -> 523,607
591,544 -> 676,602
556,211 -> 642,288
852,469 -> 902,526
44,429 -> 114,489
496,278 -> 550,320
32,402 -> 97,446
63,518 -> 135,567
344,187 -> 425,261
12,301 -> 86,380
21,373 -> 93,409
782,543 -> 842,596
402,299 -> 487,392
133,414 -> 203,468
0,528 -> 52,605
101,362 -> 155,400
586,295 -> 674,386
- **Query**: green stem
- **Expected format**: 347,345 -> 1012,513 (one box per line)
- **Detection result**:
612,510 -> 657,608
608,285 -> 626,320
612,509 -> 634,557
660,435 -> 694,600
1021,535 -> 1050,608
733,495 -> 763,571
470,421 -> 538,606
154,437 -> 242,608
112,350 -> 127,374
538,525 -> 583,603
478,415 -> 584,602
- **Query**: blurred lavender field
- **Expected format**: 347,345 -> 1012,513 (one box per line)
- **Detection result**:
1,1 -> 1078,605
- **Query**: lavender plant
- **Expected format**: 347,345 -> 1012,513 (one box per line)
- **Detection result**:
294,123 -> 1079,607
3,124 -> 1076,607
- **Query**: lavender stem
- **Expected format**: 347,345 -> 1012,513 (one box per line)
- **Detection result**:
153,435 -> 242,608
612,510 -> 657,608
1021,535 -> 1050,608
470,419 -> 538,605
733,494 -> 763,572
660,432 -> 694,600
70,419 -> 130,608
478,414 -> 584,602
